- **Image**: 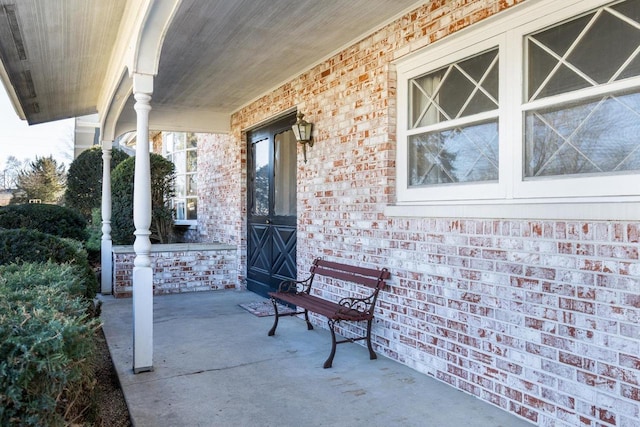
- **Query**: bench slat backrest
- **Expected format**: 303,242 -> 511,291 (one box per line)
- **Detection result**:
310,258 -> 390,290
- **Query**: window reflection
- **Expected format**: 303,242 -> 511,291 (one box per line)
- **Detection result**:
274,130 -> 296,216
253,138 -> 269,216
409,120 -> 499,185
163,132 -> 198,221
525,93 -> 640,177
525,1 -> 640,178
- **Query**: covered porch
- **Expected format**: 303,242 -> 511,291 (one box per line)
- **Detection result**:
2,1 -> 640,425
100,289 -> 533,426
0,0 -> 423,373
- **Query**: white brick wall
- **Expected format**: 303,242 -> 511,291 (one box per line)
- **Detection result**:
112,244 -> 237,297
197,1 -> 640,425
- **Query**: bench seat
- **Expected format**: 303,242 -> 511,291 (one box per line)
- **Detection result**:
269,292 -> 371,322
268,258 -> 390,368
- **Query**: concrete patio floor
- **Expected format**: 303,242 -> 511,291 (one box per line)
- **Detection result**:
100,290 -> 534,427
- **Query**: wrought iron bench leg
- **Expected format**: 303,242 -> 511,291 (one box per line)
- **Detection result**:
304,309 -> 314,330
268,298 -> 279,336
366,318 -> 377,360
323,319 -> 338,369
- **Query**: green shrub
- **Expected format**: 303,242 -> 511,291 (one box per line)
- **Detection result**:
85,208 -> 102,265
111,153 -> 176,245
111,157 -> 134,245
0,204 -> 87,241
0,263 -> 100,426
0,262 -> 86,298
65,146 -> 129,221
0,229 -> 98,299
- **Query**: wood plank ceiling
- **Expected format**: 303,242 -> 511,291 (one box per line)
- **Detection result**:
0,0 -> 421,128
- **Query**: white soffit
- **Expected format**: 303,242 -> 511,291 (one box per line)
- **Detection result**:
0,0 -> 128,124
0,0 -> 423,130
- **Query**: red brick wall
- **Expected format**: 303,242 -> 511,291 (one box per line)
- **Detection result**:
197,1 -> 640,425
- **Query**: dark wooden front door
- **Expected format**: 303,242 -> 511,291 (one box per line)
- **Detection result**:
247,114 -> 297,298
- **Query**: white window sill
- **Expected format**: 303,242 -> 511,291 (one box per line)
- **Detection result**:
385,199 -> 640,221
174,221 -> 197,229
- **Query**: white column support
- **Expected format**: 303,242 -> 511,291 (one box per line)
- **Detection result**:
132,73 -> 154,373
100,139 -> 113,295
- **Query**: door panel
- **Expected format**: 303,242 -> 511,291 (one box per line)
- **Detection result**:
272,225 -> 296,279
247,114 -> 297,298
248,223 -> 270,272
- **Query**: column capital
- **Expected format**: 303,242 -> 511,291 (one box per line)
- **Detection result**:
133,72 -> 154,94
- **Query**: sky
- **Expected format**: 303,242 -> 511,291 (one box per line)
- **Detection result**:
0,83 -> 75,169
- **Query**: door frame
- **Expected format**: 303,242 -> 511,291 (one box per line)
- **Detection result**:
246,112 -> 298,297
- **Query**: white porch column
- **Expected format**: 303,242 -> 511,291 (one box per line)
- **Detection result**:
132,73 -> 154,373
100,140 -> 113,295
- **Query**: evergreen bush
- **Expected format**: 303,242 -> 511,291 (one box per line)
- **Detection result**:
10,156 -> 66,205
0,263 -> 99,426
65,146 -> 129,221
111,154 -> 176,245
0,229 -> 97,299
0,204 -> 87,241
85,208 -> 102,265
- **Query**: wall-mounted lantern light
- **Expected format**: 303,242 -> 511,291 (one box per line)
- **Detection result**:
291,112 -> 313,163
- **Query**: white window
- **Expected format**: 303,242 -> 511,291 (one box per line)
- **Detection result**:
408,47 -> 500,186
163,132 -> 198,224
390,0 -> 640,220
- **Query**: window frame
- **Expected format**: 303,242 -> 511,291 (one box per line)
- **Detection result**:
389,0 -> 640,220
398,35 -> 509,202
162,132 -> 198,227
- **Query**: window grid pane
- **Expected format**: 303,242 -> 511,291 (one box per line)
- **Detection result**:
525,0 -> 640,179
409,48 -> 499,129
408,48 -> 500,187
252,138 -> 270,216
525,92 -> 640,177
527,1 -> 640,101
186,198 -> 197,220
163,132 -> 198,221
409,120 -> 499,186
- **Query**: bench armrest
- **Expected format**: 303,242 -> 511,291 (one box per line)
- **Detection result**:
337,295 -> 374,315
277,276 -> 312,294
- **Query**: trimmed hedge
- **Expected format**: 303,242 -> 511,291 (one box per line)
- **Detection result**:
0,263 -> 100,426
0,204 -> 87,241
0,229 -> 97,299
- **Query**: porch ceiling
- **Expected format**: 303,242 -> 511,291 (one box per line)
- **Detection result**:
0,0 -> 128,124
0,0 -> 421,132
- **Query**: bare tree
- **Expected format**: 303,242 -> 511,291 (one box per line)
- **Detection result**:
1,156 -> 25,190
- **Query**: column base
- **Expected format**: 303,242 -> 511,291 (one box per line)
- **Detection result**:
133,366 -> 154,374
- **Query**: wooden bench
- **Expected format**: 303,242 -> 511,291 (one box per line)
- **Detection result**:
268,258 -> 390,368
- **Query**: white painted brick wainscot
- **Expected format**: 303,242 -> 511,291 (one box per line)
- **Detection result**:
112,243 -> 237,298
